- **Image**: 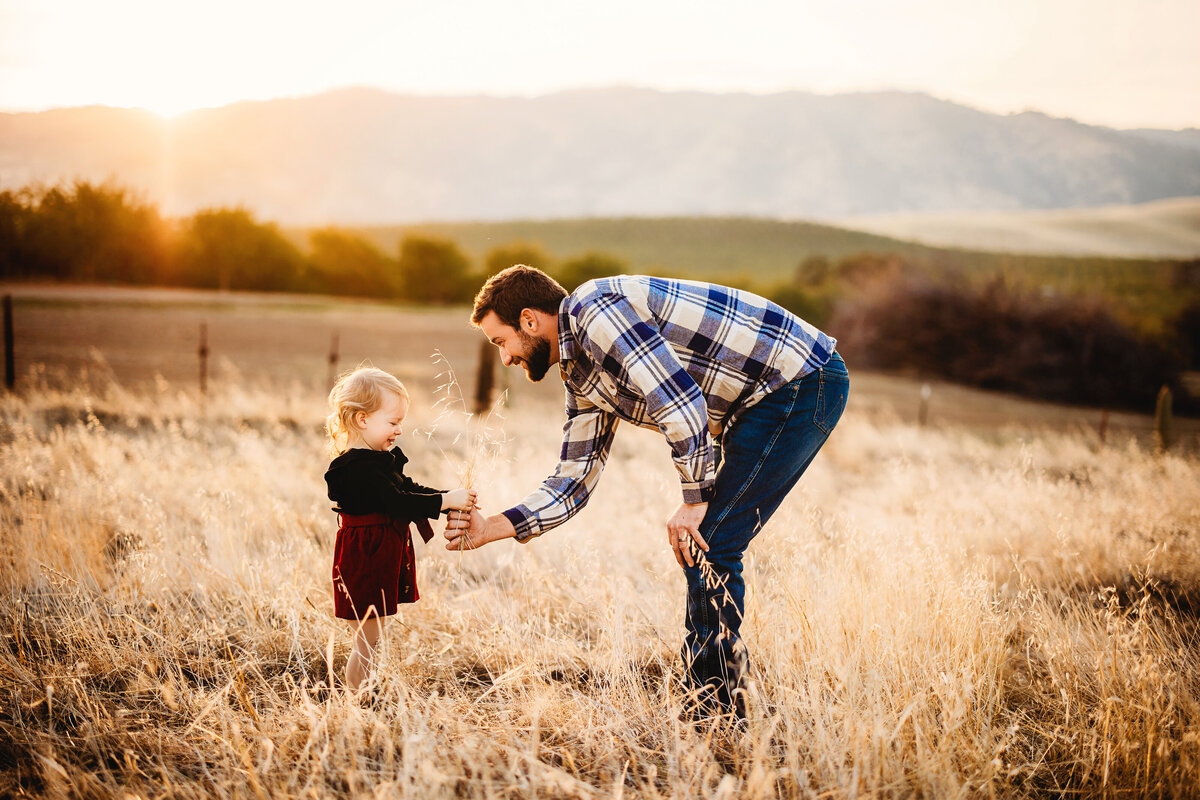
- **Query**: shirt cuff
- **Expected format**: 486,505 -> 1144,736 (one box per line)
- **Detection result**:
502,507 -> 541,543
681,481 -> 716,505
419,493 -> 443,520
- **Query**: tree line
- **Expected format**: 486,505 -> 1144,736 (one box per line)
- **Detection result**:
0,181 -> 640,302
1,180 -> 1197,412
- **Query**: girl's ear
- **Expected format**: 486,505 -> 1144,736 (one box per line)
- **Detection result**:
352,410 -> 368,430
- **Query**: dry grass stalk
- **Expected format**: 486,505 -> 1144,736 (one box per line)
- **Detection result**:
426,350 -> 509,491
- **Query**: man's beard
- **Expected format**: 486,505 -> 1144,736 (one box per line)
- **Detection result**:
518,329 -> 552,382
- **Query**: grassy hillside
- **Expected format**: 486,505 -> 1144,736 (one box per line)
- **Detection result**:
340,217 -> 924,280
312,216 -> 1194,324
835,196 -> 1200,259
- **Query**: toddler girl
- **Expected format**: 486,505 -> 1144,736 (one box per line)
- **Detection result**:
324,367 -> 474,690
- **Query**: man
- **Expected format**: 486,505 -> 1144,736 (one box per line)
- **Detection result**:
444,265 -> 849,719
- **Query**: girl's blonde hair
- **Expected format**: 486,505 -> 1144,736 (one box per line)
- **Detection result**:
326,367 -> 410,455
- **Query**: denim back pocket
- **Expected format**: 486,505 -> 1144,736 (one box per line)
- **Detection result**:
813,358 -> 849,435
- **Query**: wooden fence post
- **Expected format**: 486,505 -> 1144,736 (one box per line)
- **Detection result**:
1155,385 -> 1173,452
918,383 -> 931,427
473,338 -> 496,416
199,322 -> 209,394
3,295 -> 13,391
328,332 -> 339,387
1097,408 -> 1109,446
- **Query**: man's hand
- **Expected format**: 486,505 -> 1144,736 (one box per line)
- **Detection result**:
444,506 -> 484,550
667,502 -> 709,568
444,507 -> 516,551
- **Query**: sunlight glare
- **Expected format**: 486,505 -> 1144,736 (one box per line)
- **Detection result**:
1,0 -> 1198,128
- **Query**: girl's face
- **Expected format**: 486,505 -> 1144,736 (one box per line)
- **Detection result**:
354,391 -> 408,451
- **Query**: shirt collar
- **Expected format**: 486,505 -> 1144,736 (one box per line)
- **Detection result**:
332,445 -> 406,466
556,295 -> 578,367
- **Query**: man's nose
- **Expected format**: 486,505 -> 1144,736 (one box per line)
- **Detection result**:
500,349 -> 514,366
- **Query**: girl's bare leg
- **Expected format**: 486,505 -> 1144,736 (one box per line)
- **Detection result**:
345,615 -> 382,690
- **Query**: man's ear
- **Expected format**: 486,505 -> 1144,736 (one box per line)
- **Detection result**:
519,308 -> 538,334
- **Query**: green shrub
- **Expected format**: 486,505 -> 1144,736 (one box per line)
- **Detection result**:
396,235 -> 475,304
1,182 -> 171,284
175,208 -> 306,292
832,275 -> 1182,410
554,252 -> 629,292
483,241 -> 555,279
307,228 -> 398,298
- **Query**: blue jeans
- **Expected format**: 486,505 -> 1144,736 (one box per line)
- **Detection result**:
682,352 -> 849,716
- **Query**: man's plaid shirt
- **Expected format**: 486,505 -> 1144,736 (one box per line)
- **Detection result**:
502,275 -> 837,542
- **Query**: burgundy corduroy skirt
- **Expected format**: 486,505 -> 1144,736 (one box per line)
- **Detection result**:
331,513 -> 418,620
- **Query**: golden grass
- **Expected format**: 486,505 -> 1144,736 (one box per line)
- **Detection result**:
2,364 -> 1200,799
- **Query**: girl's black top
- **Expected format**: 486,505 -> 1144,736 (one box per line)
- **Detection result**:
325,446 -> 444,521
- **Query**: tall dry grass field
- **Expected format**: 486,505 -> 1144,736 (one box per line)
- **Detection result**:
3,314 -> 1200,797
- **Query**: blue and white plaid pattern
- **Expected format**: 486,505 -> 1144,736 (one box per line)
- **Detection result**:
502,275 -> 837,541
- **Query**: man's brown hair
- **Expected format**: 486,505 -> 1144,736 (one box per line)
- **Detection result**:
471,265 -> 568,330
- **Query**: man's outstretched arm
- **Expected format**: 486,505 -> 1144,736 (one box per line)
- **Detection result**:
444,506 -> 515,550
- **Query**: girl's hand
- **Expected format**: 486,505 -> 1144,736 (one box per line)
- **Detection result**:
442,488 -> 476,511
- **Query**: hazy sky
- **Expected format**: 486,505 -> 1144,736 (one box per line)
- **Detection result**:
1,0 -> 1197,128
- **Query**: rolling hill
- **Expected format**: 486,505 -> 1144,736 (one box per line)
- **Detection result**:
835,196 -> 1200,258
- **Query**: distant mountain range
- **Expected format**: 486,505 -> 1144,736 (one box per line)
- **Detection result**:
2,87 -> 1198,225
